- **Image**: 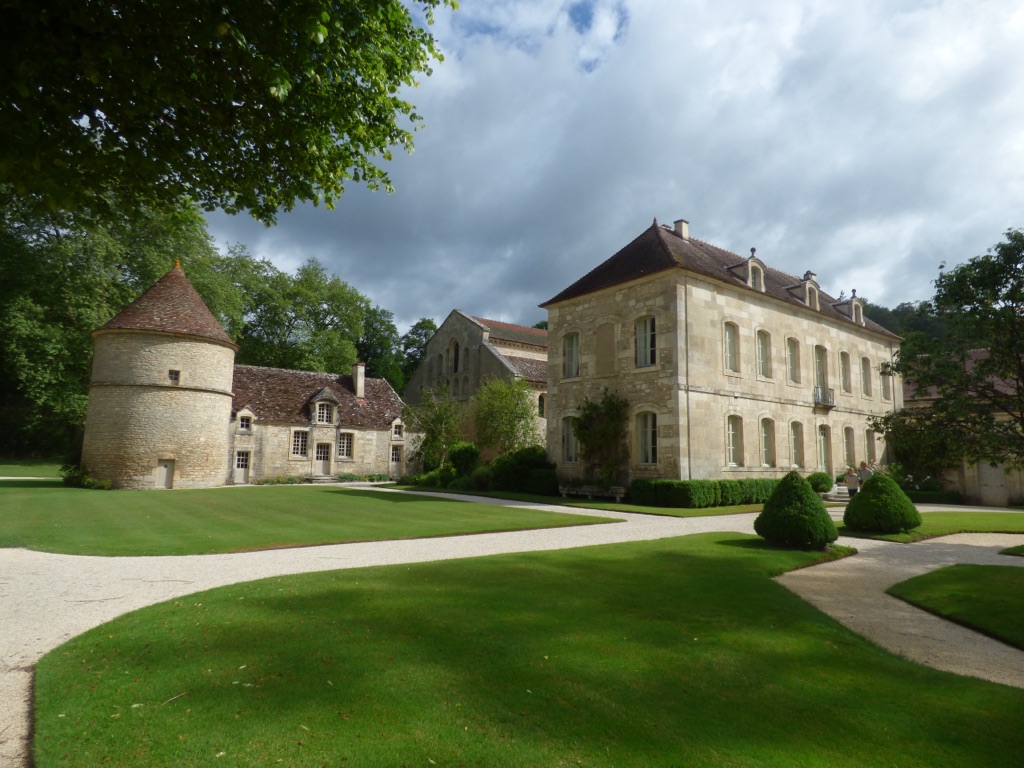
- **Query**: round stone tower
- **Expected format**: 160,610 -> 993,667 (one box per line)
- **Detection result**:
81,264 -> 239,489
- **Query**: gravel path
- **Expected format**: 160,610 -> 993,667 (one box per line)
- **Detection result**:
2,492 -> 1023,767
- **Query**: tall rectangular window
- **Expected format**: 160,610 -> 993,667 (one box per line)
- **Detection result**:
814,345 -> 828,389
337,432 -> 353,459
844,427 -> 856,468
787,338 -> 801,384
840,352 -> 852,393
563,333 -> 580,378
790,422 -> 804,468
316,402 -> 334,424
861,357 -> 873,396
881,371 -> 892,401
635,316 -> 656,368
562,418 -> 578,463
760,418 -> 776,467
865,429 -> 877,464
291,431 -> 308,457
724,323 -> 740,373
756,330 -> 772,378
726,415 -> 744,467
637,412 -> 657,465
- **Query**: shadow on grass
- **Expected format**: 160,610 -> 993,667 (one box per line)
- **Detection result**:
0,478 -> 64,489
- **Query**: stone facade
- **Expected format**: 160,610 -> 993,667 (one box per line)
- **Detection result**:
542,219 -> 902,484
82,265 -> 406,489
403,310 -> 547,447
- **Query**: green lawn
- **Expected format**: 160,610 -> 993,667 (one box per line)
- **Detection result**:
0,483 -> 611,556
34,533 -> 1024,768
888,564 -> 1024,649
838,511 -> 1024,542
0,458 -> 62,477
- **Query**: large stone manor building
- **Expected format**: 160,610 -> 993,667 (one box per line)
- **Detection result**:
542,218 -> 902,484
81,265 -> 406,489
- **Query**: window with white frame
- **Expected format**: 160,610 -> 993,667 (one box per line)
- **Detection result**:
844,427 -> 856,468
563,333 -> 580,378
239,415 -> 252,431
814,345 -> 828,389
316,402 -> 334,424
724,322 -> 740,373
787,338 -> 801,384
562,417 -> 578,463
865,429 -> 877,464
337,432 -> 353,459
840,352 -> 852,393
756,330 -> 772,378
392,423 -> 404,439
750,265 -> 764,291
391,445 -> 402,464
291,430 -> 309,457
726,415 -> 744,467
881,370 -> 892,401
760,418 -> 776,467
790,422 -> 805,468
861,357 -> 873,396
637,412 -> 657,465
635,316 -> 656,368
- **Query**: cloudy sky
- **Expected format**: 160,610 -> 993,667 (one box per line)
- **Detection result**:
206,0 -> 1024,333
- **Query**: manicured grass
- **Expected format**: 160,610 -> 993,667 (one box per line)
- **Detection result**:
391,485 -> 763,517
888,564 -> 1024,650
838,511 -> 1024,542
0,458 -> 62,477
34,533 -> 1024,768
0,483 -> 611,556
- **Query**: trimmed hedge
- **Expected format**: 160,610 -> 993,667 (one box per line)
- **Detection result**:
806,472 -> 835,494
904,489 -> 964,505
754,471 -> 838,550
628,477 -> 780,509
490,445 -> 554,493
844,473 -> 922,533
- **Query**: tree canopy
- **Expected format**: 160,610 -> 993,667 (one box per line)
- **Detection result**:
473,377 -> 541,455
1,0 -> 454,223
357,305 -> 405,392
402,381 -> 462,469
878,229 -> 1024,470
400,317 -> 438,383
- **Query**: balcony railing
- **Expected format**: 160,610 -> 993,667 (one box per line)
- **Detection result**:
813,386 -> 835,408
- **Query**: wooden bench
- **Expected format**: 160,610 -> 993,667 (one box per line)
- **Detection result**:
559,484 -> 626,503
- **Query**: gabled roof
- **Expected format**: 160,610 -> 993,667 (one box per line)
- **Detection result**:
541,221 -> 900,340
97,264 -> 238,348
231,365 -> 403,428
472,316 -> 548,349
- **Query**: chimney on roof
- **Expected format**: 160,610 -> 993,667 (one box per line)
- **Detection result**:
674,219 -> 689,240
803,270 -> 816,282
353,362 -> 365,399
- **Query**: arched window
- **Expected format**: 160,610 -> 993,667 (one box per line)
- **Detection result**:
865,429 -> 877,464
786,338 -> 801,384
562,417 -> 578,463
756,330 -> 772,378
861,357 -> 873,396
853,304 -> 863,324
635,316 -> 656,368
750,265 -> 764,292
817,425 -> 832,475
451,341 -> 460,373
807,285 -> 820,310
637,412 -> 657,465
760,418 -> 776,467
790,422 -> 805,468
814,345 -> 828,389
538,394 -> 546,417
724,322 -> 740,373
563,333 -> 580,378
726,415 -> 744,467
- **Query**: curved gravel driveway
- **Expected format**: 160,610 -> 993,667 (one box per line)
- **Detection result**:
2,490 -> 1023,767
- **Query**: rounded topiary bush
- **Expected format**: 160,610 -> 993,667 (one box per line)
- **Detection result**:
806,471 -> 835,494
754,470 -> 838,550
843,472 -> 922,533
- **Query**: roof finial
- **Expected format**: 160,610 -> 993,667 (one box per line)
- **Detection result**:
749,247 -> 756,260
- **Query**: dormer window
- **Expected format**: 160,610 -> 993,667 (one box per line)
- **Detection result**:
806,284 -> 819,310
316,402 -> 334,424
239,416 -> 252,431
393,423 -> 404,439
750,264 -> 764,292
853,303 -> 863,324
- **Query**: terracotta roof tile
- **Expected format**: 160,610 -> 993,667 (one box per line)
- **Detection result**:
232,365 -> 404,428
541,222 -> 900,339
98,266 -> 237,347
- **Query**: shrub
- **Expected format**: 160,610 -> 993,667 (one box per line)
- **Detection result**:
469,466 -> 493,492
526,468 -> 560,496
490,445 -> 553,492
449,442 -> 481,477
904,489 -> 963,505
414,465 -> 457,489
718,479 -> 744,506
806,472 -> 835,494
627,479 -> 720,508
59,464 -> 111,490
844,473 -> 922,533
754,470 -> 838,550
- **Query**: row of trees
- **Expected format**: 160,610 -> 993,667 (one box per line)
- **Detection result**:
0,191 -> 438,456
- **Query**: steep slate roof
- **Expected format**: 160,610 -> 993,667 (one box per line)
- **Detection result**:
541,221 -> 900,340
232,364 -> 403,428
472,316 -> 548,348
505,355 -> 548,384
97,265 -> 238,347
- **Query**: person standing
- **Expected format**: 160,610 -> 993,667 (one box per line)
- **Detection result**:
858,461 -> 874,485
845,467 -> 861,497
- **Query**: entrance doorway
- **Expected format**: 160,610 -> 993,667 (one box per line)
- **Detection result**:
315,443 -> 332,476
234,451 -> 251,484
390,445 -> 403,479
156,459 -> 175,489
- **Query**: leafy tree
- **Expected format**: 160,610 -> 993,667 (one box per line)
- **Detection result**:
402,382 -> 462,469
572,389 -> 630,487
356,305 -> 404,391
863,300 -> 947,340
532,320 -> 548,330
232,257 -> 369,373
473,377 -> 541,456
400,317 -> 438,382
1,0 -> 455,223
878,230 -> 1024,470
754,471 -> 838,550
